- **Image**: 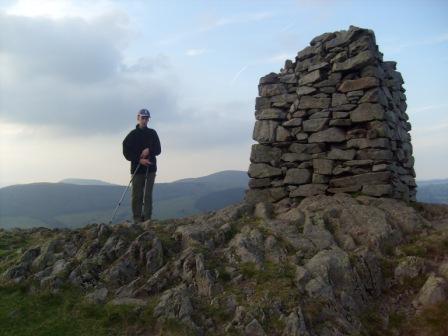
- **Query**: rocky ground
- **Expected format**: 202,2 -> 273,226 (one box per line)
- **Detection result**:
1,194 -> 448,335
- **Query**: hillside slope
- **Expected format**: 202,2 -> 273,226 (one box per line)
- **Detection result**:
0,171 -> 249,229
2,171 -> 447,230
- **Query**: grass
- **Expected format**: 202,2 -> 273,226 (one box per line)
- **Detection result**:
400,302 -> 448,336
0,232 -> 33,274
398,232 -> 448,260
0,284 -> 159,336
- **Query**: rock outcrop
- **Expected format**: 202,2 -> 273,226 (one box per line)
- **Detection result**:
2,197 -> 447,335
247,26 -> 416,205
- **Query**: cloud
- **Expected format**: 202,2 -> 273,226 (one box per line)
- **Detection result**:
230,65 -> 248,84
159,100 -> 253,150
185,48 -> 208,57
0,12 -> 179,134
4,0 -> 120,20
382,32 -> 448,54
199,11 -> 273,32
160,11 -> 274,45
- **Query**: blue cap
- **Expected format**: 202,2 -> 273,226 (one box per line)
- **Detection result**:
138,109 -> 150,117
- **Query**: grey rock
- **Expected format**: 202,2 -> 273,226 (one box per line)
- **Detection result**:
250,144 -> 282,163
328,148 -> 356,160
249,177 -> 271,188
372,163 -> 389,172
413,275 -> 447,308
256,108 -> 287,120
394,257 -> 426,285
248,163 -> 282,178
310,32 -> 336,46
332,93 -> 348,107
290,184 -> 327,197
308,62 -> 330,72
332,50 -> 377,72
309,111 -> 331,119
254,202 -> 274,220
259,84 -> 287,97
312,173 -> 329,184
361,184 -> 393,197
313,159 -> 334,175
283,118 -> 303,127
347,90 -> 365,98
356,149 -> 393,161
338,77 -> 379,92
330,172 -> 391,188
282,307 -> 309,336
350,103 -> 385,122
439,262 -> 448,280
296,133 -> 308,141
347,137 -> 390,149
280,73 -> 297,84
228,228 -> 264,266
253,120 -> 278,143
296,86 -> 317,96
332,103 -> 357,111
245,319 -> 266,336
284,169 -> 312,185
276,126 -> 292,142
359,88 -> 388,106
282,153 -> 312,162
85,287 -> 108,304
298,96 -> 331,109
289,143 -> 325,154
329,119 -> 352,127
298,70 -> 322,86
344,159 -> 373,166
277,208 -> 305,225
297,45 -> 321,61
308,128 -> 346,143
259,73 -> 279,84
303,118 -> 328,132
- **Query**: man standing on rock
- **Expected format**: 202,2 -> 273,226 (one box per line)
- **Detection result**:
123,108 -> 161,224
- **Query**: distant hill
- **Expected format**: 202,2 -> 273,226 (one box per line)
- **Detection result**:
1,171 -> 447,230
0,170 -> 249,229
59,178 -> 116,186
416,182 -> 448,204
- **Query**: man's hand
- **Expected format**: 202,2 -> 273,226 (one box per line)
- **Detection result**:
141,148 -> 150,158
139,158 -> 151,166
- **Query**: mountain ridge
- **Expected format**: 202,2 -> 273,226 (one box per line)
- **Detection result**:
1,171 -> 448,230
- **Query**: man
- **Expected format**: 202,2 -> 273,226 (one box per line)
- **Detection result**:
122,108 -> 161,223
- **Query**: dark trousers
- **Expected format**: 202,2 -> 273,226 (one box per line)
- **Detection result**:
131,171 -> 156,222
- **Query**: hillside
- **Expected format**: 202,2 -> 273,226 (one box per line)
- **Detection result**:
0,171 -> 249,229
59,178 -> 117,186
1,171 -> 447,230
1,195 -> 447,335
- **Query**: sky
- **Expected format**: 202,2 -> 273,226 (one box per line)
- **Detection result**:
0,0 -> 447,187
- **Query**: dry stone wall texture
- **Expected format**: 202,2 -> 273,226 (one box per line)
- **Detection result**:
247,26 -> 416,204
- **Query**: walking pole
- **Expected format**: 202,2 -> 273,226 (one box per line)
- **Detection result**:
109,163 -> 141,224
141,165 -> 150,221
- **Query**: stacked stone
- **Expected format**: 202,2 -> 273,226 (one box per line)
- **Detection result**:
247,26 -> 416,205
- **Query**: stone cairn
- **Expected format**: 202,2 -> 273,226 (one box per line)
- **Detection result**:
246,26 -> 416,206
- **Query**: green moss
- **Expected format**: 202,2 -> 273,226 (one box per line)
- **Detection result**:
399,243 -> 427,257
387,311 -> 406,330
0,284 -> 159,336
149,223 -> 180,256
401,301 -> 448,336
379,257 -> 398,280
359,306 -> 391,336
159,318 -> 197,336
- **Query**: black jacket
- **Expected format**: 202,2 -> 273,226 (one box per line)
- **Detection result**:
123,125 -> 161,174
